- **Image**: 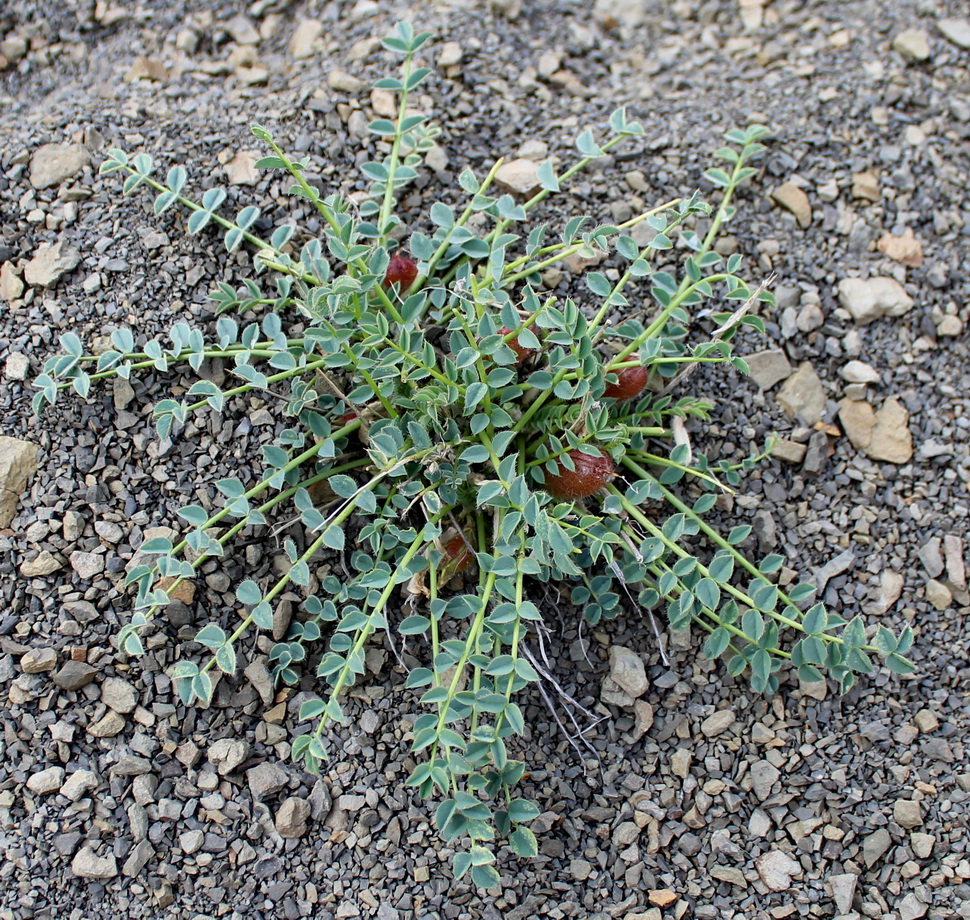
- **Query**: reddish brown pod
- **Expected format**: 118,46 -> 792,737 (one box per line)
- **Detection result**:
603,361 -> 648,401
383,253 -> 418,291
498,326 -> 536,367
543,448 -> 615,500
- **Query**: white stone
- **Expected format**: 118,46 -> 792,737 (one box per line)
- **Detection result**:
608,646 -> 648,698
893,29 -> 931,61
72,847 -> 118,879
289,19 -> 322,59
755,849 -> 801,891
60,769 -> 98,802
208,738 -> 249,775
494,158 -> 540,196
938,18 -> 970,49
27,766 -> 65,795
837,277 -> 914,324
24,238 -> 81,288
840,360 -> 881,384
29,143 -> 90,189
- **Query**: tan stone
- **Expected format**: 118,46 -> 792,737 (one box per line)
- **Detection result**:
770,439 -> 807,464
776,362 -> 826,426
838,398 -> 876,451
867,398 -> 913,464
0,437 -> 39,528
29,143 -> 90,189
770,181 -> 812,228
877,228 -> 923,267
0,262 -> 24,302
289,19 -> 322,59
852,170 -> 881,202
124,57 -> 168,82
156,577 -> 196,605
24,239 -> 81,288
494,158 -> 540,197
224,151 -> 260,186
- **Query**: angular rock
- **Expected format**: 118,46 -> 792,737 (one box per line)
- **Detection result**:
593,0 -> 646,28
631,700 -> 654,740
4,353 -> 29,380
87,710 -> 125,737
877,228 -> 923,268
802,430 -> 830,477
837,277 -> 914,324
275,796 -> 311,838
770,182 -> 812,228
122,839 -> 154,877
840,361 -> 881,385
20,551 -> 62,577
612,821 -> 640,847
701,710 -> 735,737
289,19 -> 322,59
0,261 -> 24,302
917,537 -> 945,577
70,551 -> 104,579
72,847 -> 118,879
867,398 -> 913,464
925,580 -> 952,610
670,748 -> 691,778
226,14 -> 260,44
224,150 -> 260,186
863,828 -> 892,867
124,57 -> 167,81
27,766 -> 65,795
438,41 -> 462,67
24,239 -> 81,289
910,832 -> 935,858
777,362 -> 826,426
746,349 -> 792,389
852,170 -> 881,202
608,646 -> 648,698
60,769 -> 98,802
21,647 -> 57,673
208,738 -> 250,775
100,677 -> 137,714
180,829 -> 204,854
750,760 -> 780,802
862,570 -> 904,615
943,535 -> 966,588
53,660 -> 97,690
756,850 -> 801,891
771,439 -> 807,464
838,398 -> 876,451
938,17 -> 970,49
897,893 -> 928,920
327,70 -> 366,93
30,143 -> 90,189
893,28 -> 931,61
828,872 -> 858,914
0,436 -> 39,528
494,158 -> 540,197
247,761 -> 288,800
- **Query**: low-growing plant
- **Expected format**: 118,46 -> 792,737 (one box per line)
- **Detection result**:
34,22 -> 914,884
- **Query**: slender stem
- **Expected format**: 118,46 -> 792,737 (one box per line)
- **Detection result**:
379,55 -> 413,240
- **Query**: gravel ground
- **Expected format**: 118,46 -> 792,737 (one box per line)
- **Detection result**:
2,0 -> 969,918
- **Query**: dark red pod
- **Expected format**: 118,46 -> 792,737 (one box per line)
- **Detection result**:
543,448 -> 615,500
498,326 -> 536,367
603,361 -> 648,401
383,253 -> 418,291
